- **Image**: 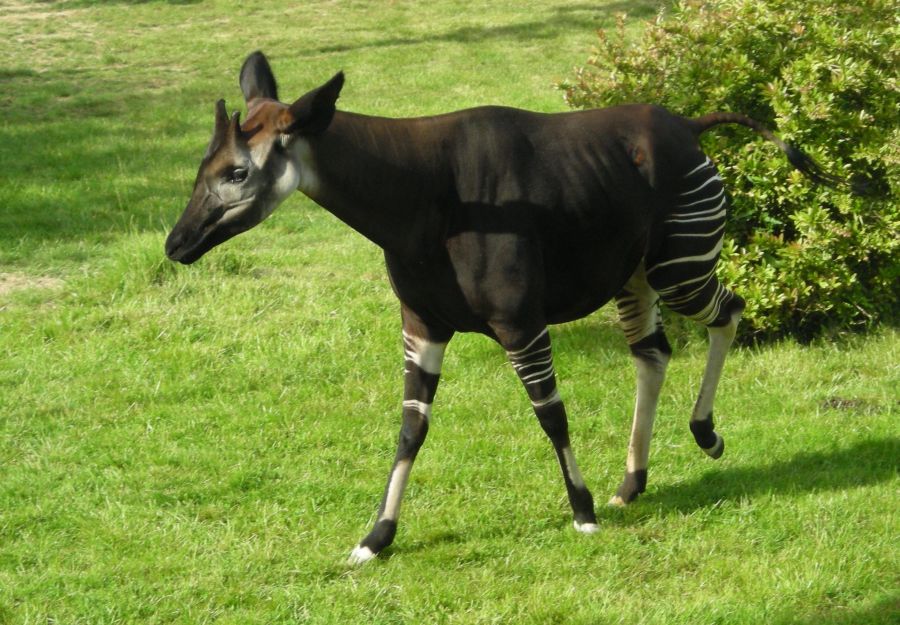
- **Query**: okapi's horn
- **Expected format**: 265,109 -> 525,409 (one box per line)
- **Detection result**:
206,102 -> 252,157
205,99 -> 231,158
227,109 -> 263,144
214,99 -> 229,136
227,110 -> 242,138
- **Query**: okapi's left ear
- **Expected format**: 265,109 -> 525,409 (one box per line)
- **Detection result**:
280,71 -> 345,136
240,50 -> 279,105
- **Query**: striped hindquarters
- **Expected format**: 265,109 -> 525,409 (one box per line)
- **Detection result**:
646,156 -> 736,326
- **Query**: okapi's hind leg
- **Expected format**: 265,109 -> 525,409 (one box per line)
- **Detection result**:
610,262 -> 671,506
348,312 -> 450,565
688,296 -> 745,458
647,153 -> 746,461
499,325 -> 598,533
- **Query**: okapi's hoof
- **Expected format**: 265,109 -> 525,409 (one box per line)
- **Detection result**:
701,433 -> 725,459
608,469 -> 646,507
348,519 -> 396,565
573,519 -> 600,534
347,544 -> 377,566
690,415 -> 724,459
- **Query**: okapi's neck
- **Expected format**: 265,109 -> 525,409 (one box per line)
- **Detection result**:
296,111 -> 453,260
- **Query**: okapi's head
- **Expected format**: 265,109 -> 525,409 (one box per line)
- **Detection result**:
165,51 -> 344,264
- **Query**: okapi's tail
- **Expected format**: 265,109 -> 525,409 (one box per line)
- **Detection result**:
687,112 -> 871,196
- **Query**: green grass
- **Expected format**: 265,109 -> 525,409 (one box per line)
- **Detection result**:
1,1 -> 897,623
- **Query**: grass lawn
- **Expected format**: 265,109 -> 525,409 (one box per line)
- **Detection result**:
1,1 -> 897,623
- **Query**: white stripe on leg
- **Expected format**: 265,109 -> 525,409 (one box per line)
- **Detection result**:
531,388 -> 561,409
381,458 -> 412,522
626,358 -> 666,474
561,446 -> 586,489
692,310 -> 740,423
403,331 -> 446,375
402,399 -> 432,418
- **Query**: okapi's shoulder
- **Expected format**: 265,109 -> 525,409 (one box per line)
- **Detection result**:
443,107 -> 547,206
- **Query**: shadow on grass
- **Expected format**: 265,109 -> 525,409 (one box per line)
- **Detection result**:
36,0 -> 200,6
318,531 -> 465,576
776,594 -> 900,625
391,530 -> 467,556
315,1 -> 662,54
0,122 -> 195,247
552,316 -> 628,355
644,437 -> 899,514
0,65 -> 201,247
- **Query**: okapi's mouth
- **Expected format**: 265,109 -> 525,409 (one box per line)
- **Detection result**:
165,239 -> 203,265
165,228 -> 207,265
165,219 -> 240,265
166,197 -> 261,264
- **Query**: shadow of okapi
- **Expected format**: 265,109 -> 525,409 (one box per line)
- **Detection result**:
639,437 -> 899,515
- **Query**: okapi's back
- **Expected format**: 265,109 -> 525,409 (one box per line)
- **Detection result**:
447,105 -> 677,215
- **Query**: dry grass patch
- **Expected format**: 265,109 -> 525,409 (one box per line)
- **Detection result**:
0,272 -> 63,296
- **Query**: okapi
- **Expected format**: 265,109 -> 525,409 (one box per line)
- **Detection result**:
165,51 -> 856,565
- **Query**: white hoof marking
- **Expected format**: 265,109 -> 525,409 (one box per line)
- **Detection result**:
607,495 -> 626,508
573,520 -> 600,534
703,433 -> 724,459
347,545 -> 376,566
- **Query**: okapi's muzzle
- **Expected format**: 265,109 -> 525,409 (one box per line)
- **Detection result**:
165,204 -> 236,265
164,221 -> 192,264
164,203 -> 200,263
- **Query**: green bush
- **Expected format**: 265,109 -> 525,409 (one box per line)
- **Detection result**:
561,0 -> 898,341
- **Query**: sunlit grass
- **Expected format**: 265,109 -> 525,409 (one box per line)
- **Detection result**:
0,1 -> 897,624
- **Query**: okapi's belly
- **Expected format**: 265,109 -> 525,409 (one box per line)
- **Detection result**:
541,229 -> 649,325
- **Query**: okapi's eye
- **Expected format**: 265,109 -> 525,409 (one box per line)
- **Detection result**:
224,167 -> 248,184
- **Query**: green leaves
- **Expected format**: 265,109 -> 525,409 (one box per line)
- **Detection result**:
564,0 -> 899,340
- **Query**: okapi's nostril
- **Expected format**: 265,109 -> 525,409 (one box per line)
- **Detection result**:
165,229 -> 185,259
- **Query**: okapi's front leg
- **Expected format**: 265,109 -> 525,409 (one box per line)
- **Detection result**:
502,326 -> 598,533
610,262 -> 671,506
348,318 -> 449,565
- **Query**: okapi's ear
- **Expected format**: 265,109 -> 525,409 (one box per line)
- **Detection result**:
280,71 -> 345,135
240,50 -> 279,104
